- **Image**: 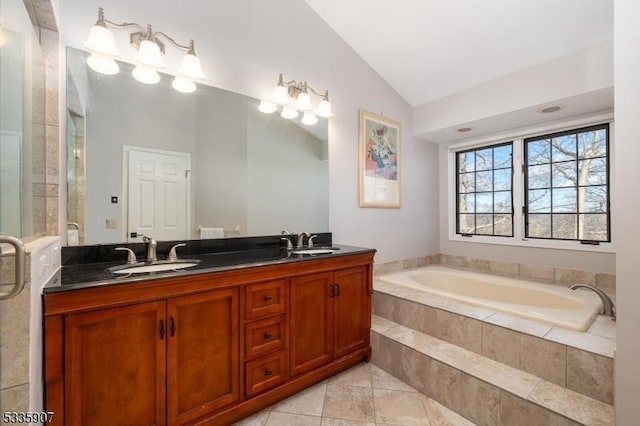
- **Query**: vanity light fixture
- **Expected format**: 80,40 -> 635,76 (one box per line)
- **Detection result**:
83,7 -> 205,92
259,73 -> 333,125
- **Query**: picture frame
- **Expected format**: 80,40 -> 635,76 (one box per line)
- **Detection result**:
358,109 -> 401,208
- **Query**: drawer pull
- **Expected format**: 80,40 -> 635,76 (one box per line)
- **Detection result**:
264,369 -> 273,376
263,332 -> 272,340
262,295 -> 273,302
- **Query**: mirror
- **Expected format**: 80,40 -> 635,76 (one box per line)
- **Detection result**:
0,0 -> 47,238
65,47 -> 329,246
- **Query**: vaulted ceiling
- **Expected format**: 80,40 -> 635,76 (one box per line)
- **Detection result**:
305,0 -> 613,107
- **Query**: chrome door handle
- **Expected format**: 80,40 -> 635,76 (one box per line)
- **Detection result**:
0,236 -> 26,300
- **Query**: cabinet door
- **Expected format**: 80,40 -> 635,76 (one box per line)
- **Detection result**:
333,266 -> 370,358
167,288 -> 240,425
290,272 -> 333,376
64,301 -> 166,426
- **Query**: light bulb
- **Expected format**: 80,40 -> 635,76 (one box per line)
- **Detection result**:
272,84 -> 289,105
136,39 -> 163,68
301,112 -> 318,125
87,53 -> 119,75
317,99 -> 333,118
258,100 -> 277,114
280,107 -> 299,120
178,53 -> 204,80
132,64 -> 160,84
295,92 -> 312,111
84,24 -> 120,56
0,27 -> 6,48
172,76 -> 196,93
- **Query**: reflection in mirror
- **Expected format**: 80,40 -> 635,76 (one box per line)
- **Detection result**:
0,0 -> 46,238
65,47 -> 329,246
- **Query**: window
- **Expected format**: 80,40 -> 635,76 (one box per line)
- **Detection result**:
456,142 -> 513,236
524,124 -> 610,242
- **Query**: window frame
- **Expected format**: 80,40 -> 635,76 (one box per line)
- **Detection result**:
523,123 -> 611,243
455,141 -> 514,237
447,114 -> 614,253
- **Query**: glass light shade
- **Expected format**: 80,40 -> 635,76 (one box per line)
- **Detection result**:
132,64 -> 160,84
171,76 -> 196,93
295,92 -> 312,111
280,107 -> 299,120
0,28 -> 6,47
272,84 -> 289,105
84,24 -> 120,56
316,99 -> 333,118
87,53 -> 120,75
301,112 -> 318,125
178,53 -> 204,80
258,100 -> 277,114
136,39 -> 163,68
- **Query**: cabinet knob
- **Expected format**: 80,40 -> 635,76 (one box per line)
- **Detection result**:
263,332 -> 272,340
264,369 -> 273,376
262,295 -> 272,302
159,320 -> 165,340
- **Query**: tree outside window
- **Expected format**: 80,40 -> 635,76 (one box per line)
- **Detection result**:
456,142 -> 513,237
524,124 -> 609,242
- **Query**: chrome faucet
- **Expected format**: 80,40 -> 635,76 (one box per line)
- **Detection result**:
142,235 -> 157,262
570,284 -> 616,320
296,231 -> 310,248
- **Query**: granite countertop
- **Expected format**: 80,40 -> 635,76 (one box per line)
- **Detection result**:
44,244 -> 375,294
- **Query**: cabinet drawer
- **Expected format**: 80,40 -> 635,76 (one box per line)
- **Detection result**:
245,315 -> 286,359
245,280 -> 286,319
245,350 -> 287,396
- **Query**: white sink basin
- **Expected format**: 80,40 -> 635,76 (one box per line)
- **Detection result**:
111,261 -> 199,274
291,249 -> 337,255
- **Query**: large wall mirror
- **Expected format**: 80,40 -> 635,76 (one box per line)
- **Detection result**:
66,47 -> 329,246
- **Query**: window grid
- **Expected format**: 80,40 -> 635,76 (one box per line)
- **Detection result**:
524,123 -> 610,242
455,142 -> 513,237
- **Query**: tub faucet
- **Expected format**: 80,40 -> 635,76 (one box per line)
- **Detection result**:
142,235 -> 157,262
570,284 -> 616,320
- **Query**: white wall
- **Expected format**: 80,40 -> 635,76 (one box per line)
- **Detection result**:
413,41 -> 613,138
58,0 -> 440,262
613,0 -> 640,422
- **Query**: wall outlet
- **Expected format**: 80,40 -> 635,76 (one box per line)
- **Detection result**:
106,219 -> 118,229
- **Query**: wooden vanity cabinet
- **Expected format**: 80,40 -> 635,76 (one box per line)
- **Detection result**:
45,252 -> 373,425
167,289 -> 240,425
56,287 -> 239,426
64,301 -> 167,426
290,266 -> 370,377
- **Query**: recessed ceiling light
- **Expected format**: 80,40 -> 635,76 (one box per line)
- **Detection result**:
456,127 -> 472,133
538,105 -> 563,114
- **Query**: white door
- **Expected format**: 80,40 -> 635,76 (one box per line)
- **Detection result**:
127,148 -> 190,242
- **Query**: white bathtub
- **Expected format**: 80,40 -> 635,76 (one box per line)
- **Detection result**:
378,266 -> 602,331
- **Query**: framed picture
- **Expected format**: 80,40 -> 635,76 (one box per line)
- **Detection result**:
358,109 -> 401,208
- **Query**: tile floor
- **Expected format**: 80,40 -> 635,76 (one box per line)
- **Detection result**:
233,362 -> 474,426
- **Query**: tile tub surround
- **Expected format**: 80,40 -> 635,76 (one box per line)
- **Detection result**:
372,317 -> 614,426
232,362 -> 472,426
373,286 -> 615,405
373,254 -> 616,292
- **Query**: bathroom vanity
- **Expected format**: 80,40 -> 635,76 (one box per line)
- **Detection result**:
43,238 -> 374,425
